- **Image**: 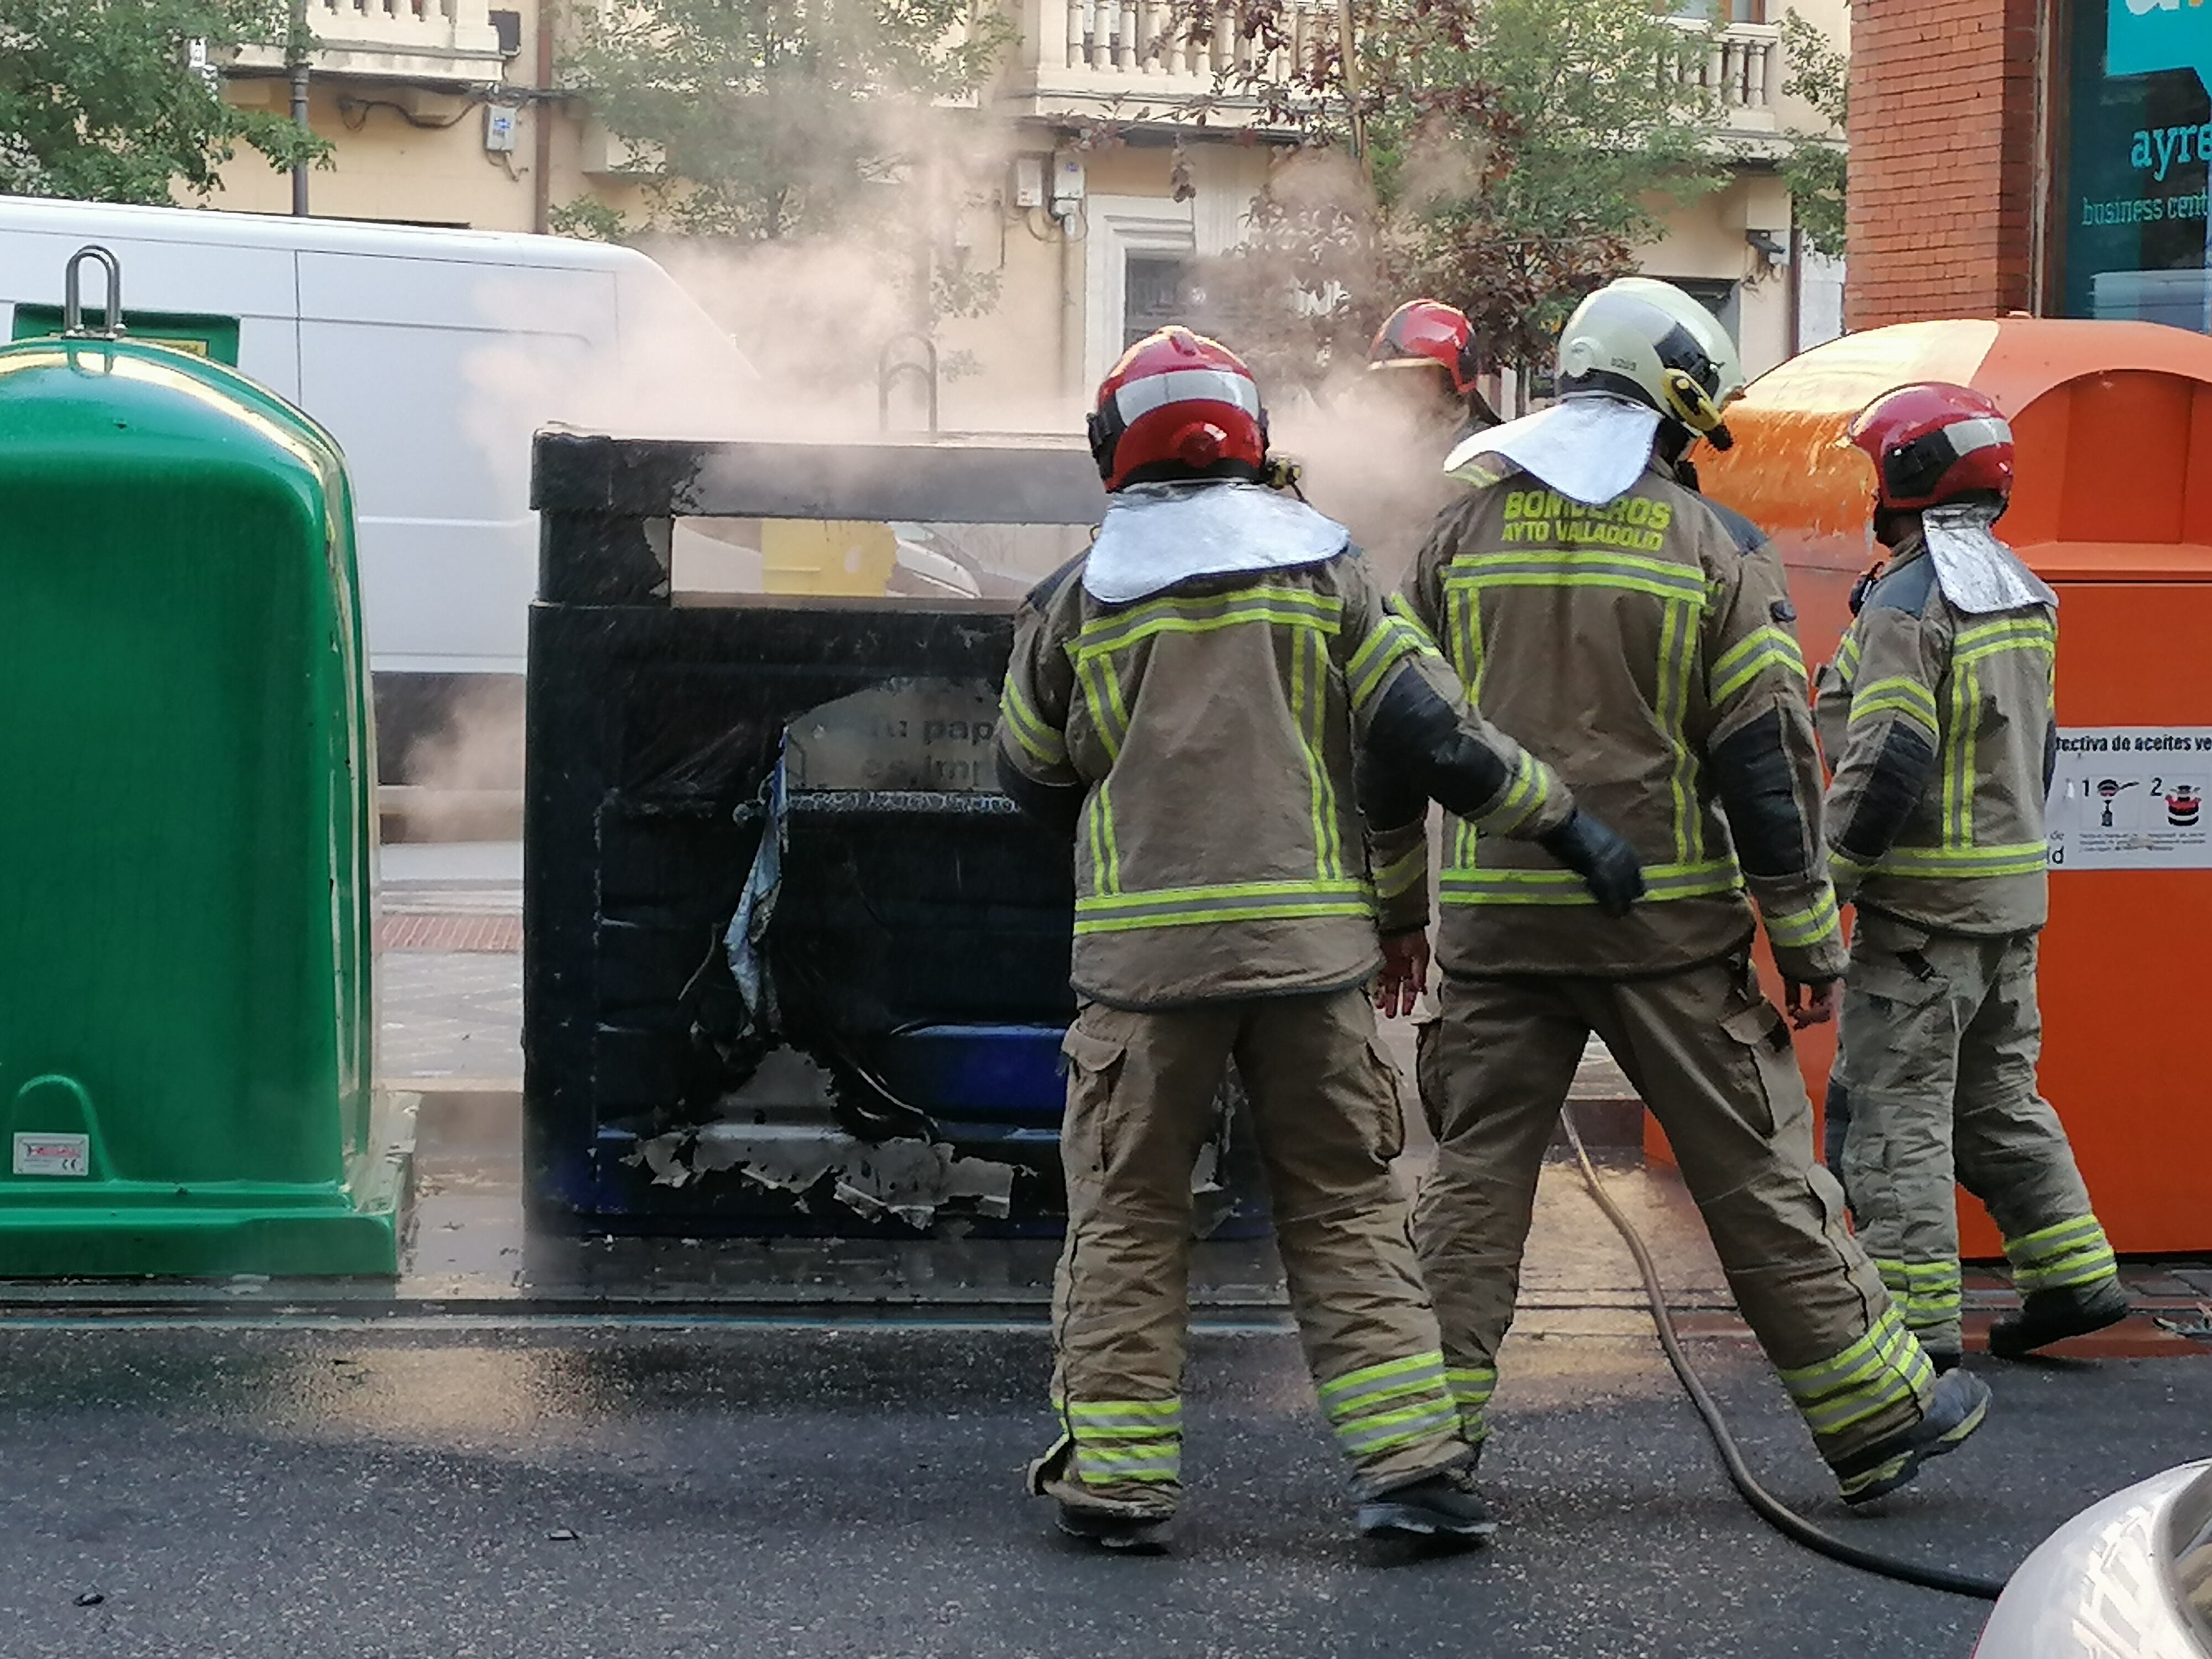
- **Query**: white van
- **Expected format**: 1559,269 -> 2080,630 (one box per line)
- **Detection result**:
0,197 -> 752,789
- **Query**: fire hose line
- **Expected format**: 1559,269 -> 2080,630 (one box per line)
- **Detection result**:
1559,1108 -> 2010,1602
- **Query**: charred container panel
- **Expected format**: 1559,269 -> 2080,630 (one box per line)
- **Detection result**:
526,434 -> 1271,1238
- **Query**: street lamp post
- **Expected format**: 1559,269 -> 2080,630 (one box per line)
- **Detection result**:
289,0 -> 310,216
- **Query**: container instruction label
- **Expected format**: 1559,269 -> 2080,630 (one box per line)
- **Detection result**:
2048,726 -> 2212,869
11,1132 -> 89,1177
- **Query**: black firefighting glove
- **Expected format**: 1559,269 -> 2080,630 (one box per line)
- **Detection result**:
1538,809 -> 1645,918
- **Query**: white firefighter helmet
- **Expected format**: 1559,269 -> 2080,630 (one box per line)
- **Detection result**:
1554,279 -> 1740,450
1603,276 -> 1745,405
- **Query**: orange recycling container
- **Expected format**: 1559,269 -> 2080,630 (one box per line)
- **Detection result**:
1677,317 -> 2212,1257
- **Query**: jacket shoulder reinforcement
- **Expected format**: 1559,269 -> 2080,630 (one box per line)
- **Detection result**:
1702,497 -> 1768,561
1863,554 -> 1940,619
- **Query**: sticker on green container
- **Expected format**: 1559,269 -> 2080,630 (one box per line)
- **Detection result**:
9,305 -> 240,366
12,1132 -> 90,1177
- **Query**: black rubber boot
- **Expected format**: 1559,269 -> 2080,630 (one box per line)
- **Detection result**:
1926,1348 -> 1962,1376
1355,1465 -> 1499,1542
1833,1368 -> 1991,1505
1987,1277 -> 2131,1360
1026,1439 -> 1176,1553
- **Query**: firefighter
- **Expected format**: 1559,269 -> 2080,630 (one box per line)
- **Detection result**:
1384,279 -> 1990,1506
1367,299 -> 1505,457
1816,382 -> 2128,1370
994,325 -> 1642,1550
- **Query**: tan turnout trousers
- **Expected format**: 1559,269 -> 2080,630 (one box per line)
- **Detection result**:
1415,958 -> 1930,1468
1050,987 -> 1465,1506
1838,913 -> 2116,1355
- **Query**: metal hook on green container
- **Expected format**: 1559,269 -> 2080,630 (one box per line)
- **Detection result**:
62,245 -> 126,340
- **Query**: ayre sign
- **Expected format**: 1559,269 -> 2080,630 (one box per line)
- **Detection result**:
2112,0 -> 2212,92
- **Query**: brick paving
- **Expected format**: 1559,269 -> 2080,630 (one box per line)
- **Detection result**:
376,913 -> 523,952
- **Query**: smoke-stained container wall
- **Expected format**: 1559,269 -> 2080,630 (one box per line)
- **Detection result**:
526,434 -> 1228,1238
0,337 -> 395,1275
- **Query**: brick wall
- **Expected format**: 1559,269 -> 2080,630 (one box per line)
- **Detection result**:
1846,0 -> 2045,328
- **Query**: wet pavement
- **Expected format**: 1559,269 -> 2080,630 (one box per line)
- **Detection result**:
2,1318 -> 2208,1659
377,841 -> 523,1086
3,839 -> 2201,1655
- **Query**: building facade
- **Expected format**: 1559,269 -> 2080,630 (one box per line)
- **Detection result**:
1850,0 -> 2212,335
212,0 -> 647,233
207,0 -> 1848,416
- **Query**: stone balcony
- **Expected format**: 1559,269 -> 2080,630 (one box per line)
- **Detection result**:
230,0 -> 515,87
994,0 -> 1341,123
1667,15 -> 1785,139
995,1 -> 1788,142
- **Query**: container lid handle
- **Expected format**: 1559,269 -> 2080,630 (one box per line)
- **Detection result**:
62,245 -> 126,340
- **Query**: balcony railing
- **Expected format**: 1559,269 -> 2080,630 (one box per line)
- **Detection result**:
1059,0 -> 1336,83
1007,3 -> 1786,136
1667,17 -> 1782,131
231,0 -> 513,85
1001,0 -> 1337,114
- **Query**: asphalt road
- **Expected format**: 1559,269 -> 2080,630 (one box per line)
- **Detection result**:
3,1321 -> 2208,1659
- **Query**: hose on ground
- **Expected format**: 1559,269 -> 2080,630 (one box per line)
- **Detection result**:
1560,1108 -> 2010,1602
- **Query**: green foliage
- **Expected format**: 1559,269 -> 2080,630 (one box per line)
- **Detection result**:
1181,0 -> 1726,385
1778,7 -> 1846,258
550,195 -> 628,241
0,0 -> 330,202
561,0 -> 1014,242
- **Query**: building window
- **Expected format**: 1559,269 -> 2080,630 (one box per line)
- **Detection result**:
1657,276 -> 1743,346
2059,6 -> 2212,332
1124,254 -> 1197,348
1672,1 -> 1765,21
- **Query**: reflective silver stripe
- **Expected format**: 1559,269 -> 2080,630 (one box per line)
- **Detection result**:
1779,1310 -> 1933,1438
1945,415 -> 2012,457
1061,1396 -> 1183,1484
1114,366 -> 1261,424
1333,1399 -> 1460,1457
1072,1446 -> 1180,1483
1322,1353 -> 1458,1460
2005,1214 -> 2118,1292
1446,1365 -> 1497,1439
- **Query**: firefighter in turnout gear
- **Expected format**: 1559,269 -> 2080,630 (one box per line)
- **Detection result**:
1816,382 -> 2127,1369
1384,279 -> 1991,1506
996,326 -> 1641,1550
1368,299 -> 1505,455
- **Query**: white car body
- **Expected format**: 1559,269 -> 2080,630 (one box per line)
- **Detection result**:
0,197 -> 750,680
1975,1461 -> 2212,1657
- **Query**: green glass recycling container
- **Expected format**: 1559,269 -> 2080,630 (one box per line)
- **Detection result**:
0,336 -> 399,1276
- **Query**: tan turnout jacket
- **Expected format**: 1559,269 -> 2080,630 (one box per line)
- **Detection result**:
1814,535 -> 2056,935
997,546 -> 1573,1009
1397,455 -> 1848,982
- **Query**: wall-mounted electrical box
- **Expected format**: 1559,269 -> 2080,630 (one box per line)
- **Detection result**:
483,104 -> 521,154
1010,155 -> 1046,211
1050,152 -> 1086,220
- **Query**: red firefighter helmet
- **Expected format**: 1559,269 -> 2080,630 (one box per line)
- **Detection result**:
1087,326 -> 1268,492
1846,382 -> 2016,513
1369,299 -> 1480,395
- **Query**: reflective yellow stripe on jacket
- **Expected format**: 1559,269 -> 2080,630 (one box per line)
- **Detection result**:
1439,859 -> 1739,906
1073,879 -> 1374,935
1438,549 -> 1712,904
1939,614 -> 2054,852
1069,585 -> 1358,928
